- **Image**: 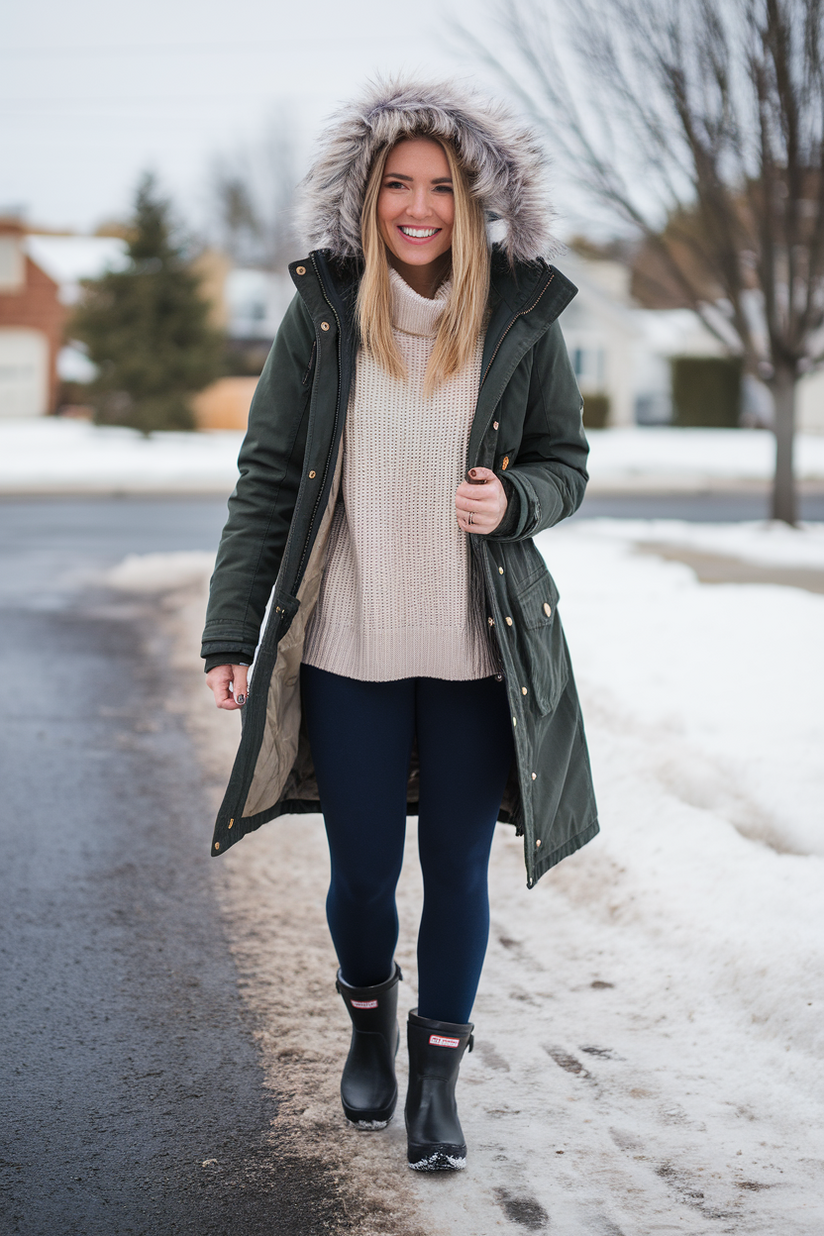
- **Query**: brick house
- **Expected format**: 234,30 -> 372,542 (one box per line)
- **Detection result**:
0,218 -> 66,416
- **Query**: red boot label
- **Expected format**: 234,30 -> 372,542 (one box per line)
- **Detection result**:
429,1034 -> 460,1048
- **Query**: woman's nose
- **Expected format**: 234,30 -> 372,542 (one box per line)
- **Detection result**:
407,189 -> 431,218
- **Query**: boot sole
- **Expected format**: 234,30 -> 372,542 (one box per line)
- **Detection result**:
407,1144 -> 467,1172
347,1115 -> 393,1131
342,1090 -> 398,1129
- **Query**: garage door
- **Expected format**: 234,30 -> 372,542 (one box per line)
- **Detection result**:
0,328 -> 49,417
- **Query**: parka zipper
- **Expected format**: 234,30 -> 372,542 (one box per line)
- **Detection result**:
471,266 -> 556,879
291,253 -> 346,593
479,269 -> 555,391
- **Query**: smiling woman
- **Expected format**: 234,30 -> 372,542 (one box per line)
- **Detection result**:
200,77 -> 597,1178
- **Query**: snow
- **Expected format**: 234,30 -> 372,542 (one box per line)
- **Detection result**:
121,513 -> 824,1234
0,418 -> 243,493
106,551 -> 216,593
582,516 -> 824,569
57,344 -> 98,383
2,418 -> 824,496
24,234 -> 129,304
586,427 -> 824,491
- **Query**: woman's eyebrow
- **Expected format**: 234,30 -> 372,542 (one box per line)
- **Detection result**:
383,173 -> 454,184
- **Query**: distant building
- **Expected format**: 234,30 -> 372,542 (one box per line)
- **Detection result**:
558,254 -> 727,427
558,250 -> 823,433
0,223 -> 128,418
0,220 -> 66,417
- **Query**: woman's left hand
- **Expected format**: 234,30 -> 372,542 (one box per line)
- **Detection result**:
455,467 -> 508,534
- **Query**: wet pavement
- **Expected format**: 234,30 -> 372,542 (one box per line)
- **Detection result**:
0,497 -> 342,1235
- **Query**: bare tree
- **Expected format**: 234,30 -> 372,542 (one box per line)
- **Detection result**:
210,106 -> 301,271
460,0 -> 824,523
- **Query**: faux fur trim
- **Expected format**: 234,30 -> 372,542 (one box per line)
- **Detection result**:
298,76 -> 554,264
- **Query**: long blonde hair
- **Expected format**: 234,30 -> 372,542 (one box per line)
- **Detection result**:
357,137 -> 490,396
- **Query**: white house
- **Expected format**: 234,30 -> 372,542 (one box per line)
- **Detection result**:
557,252 -> 823,432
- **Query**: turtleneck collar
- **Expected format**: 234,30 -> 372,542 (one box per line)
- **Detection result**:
389,266 -> 451,338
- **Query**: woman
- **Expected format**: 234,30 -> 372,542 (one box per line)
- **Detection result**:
202,79 -> 598,1173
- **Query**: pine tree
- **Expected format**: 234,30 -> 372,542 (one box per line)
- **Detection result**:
74,174 -> 223,434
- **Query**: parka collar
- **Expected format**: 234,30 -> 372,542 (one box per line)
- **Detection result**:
291,247 -> 577,336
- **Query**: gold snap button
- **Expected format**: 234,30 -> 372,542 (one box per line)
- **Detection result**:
214,841 -> 220,851
521,687 -> 528,695
228,818 -> 234,829
498,567 -> 504,575
531,772 -> 537,780
321,321 -> 330,331
493,421 -> 499,430
487,616 -> 494,627
505,616 -> 513,627
309,470 -> 316,479
501,455 -> 510,470
543,602 -> 552,617
536,838 -> 542,848
296,265 -> 306,275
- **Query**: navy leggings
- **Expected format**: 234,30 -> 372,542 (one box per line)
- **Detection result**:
300,664 -> 514,1024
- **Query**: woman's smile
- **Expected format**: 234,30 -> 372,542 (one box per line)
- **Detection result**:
397,226 -> 442,241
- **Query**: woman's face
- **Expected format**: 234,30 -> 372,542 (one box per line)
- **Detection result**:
377,138 -> 455,279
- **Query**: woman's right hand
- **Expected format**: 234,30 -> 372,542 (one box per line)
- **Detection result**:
206,664 -> 249,710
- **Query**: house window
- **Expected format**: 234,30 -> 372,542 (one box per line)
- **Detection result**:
0,237 -> 24,292
572,346 -> 606,391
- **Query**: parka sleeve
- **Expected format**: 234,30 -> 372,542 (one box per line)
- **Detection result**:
488,319 -> 589,543
200,293 -> 316,664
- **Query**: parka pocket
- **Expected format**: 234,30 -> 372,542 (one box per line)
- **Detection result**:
509,571 -> 568,715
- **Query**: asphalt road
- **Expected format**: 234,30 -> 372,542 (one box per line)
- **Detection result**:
575,487 -> 824,522
0,497 -> 343,1235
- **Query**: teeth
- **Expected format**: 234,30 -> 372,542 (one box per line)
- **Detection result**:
400,227 -> 439,237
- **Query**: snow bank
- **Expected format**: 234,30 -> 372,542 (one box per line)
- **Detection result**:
0,418 -> 243,494
538,520 -> 824,859
106,550 -> 215,592
586,427 -> 824,491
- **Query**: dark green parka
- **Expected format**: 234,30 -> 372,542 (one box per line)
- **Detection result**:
202,249 -> 598,886
201,79 -> 598,885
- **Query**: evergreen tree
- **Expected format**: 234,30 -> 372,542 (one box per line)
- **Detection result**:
74,174 -> 223,433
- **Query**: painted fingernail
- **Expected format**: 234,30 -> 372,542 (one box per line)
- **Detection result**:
236,694 -> 246,705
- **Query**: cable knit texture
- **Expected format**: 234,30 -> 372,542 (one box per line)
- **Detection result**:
302,268 -> 497,682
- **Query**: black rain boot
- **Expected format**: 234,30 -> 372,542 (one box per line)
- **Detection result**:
405,1009 -> 474,1171
336,963 -> 402,1128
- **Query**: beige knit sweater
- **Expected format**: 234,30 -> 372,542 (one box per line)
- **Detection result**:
302,268 -> 497,682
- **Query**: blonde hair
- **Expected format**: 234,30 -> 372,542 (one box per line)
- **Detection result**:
357,137 -> 490,396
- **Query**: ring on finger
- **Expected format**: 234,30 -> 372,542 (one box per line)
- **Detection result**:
468,511 -> 474,525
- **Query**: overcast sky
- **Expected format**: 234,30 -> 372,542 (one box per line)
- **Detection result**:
3,0 -> 570,237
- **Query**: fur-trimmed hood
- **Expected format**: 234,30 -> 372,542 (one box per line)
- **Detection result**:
298,77 -> 554,265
